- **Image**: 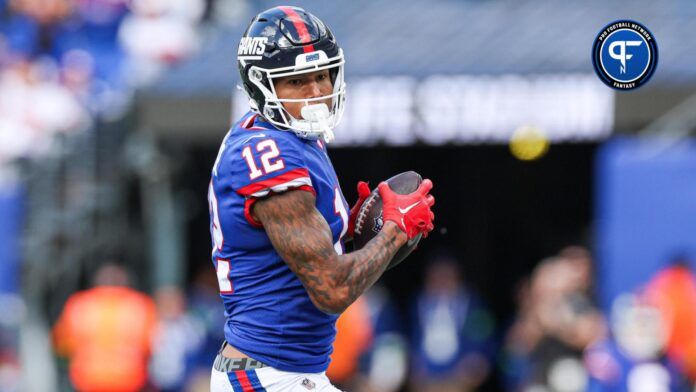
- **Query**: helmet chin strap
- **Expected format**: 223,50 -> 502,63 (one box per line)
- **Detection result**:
293,103 -> 335,143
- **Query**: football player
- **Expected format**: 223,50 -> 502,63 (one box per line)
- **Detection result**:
207,6 -> 435,391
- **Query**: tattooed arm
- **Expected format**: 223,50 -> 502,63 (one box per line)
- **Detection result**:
253,189 -> 407,314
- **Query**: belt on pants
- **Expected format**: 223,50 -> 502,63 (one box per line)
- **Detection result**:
213,342 -> 268,372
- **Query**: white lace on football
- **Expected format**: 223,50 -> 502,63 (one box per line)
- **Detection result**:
353,193 -> 378,235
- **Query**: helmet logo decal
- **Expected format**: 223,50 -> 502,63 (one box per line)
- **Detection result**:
305,53 -> 320,62
238,37 -> 267,57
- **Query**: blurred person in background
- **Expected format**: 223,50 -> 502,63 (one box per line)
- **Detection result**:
500,278 -> 533,391
207,6 -> 434,392
0,56 -> 90,164
643,256 -> 696,383
52,262 -> 157,392
1,0 -> 71,57
149,286 -> 207,392
0,0 -> 206,128
503,247 -> 605,392
118,0 -> 204,86
326,295 -> 373,389
7,0 -> 71,26
327,285 -> 408,392
51,0 -> 129,90
409,251 -> 495,392
356,285 -> 409,392
584,293 -> 691,392
185,266 -> 228,390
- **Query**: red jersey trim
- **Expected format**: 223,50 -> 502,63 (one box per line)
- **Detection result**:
241,114 -> 255,129
236,168 -> 310,196
244,185 -> 316,228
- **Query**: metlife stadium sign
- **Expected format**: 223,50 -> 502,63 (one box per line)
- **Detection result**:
233,74 -> 613,146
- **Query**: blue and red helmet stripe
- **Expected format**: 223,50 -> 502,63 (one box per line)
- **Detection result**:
278,6 -> 316,53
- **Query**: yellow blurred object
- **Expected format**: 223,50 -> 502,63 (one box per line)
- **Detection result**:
509,126 -> 550,161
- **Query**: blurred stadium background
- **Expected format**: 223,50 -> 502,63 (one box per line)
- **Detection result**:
2,0 -> 696,391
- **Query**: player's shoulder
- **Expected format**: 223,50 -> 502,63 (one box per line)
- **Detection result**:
215,113 -> 313,195
228,112 -> 305,150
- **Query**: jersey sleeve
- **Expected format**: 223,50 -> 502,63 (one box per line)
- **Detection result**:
225,132 -> 315,227
229,132 -> 315,199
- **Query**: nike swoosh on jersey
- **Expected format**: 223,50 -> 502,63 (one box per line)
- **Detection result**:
242,133 -> 267,144
398,201 -> 421,214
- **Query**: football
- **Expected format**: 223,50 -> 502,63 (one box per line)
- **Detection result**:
353,171 -> 423,270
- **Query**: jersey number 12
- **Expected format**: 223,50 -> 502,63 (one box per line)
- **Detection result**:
242,139 -> 285,180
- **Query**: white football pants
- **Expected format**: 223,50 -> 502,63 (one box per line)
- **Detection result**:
210,365 -> 343,392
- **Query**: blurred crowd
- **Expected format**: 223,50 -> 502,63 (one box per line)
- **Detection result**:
0,0 -> 206,169
44,252 -> 495,392
42,246 -> 696,392
502,247 -> 603,391
49,262 -> 226,392
0,213 -> 692,392
329,248 -> 696,392
0,2 -> 214,390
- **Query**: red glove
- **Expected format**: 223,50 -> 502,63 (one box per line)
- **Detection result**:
347,181 -> 372,238
378,179 -> 435,239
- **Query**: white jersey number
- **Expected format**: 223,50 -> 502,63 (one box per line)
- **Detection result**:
333,188 -> 349,255
208,181 -> 223,252
242,139 -> 285,180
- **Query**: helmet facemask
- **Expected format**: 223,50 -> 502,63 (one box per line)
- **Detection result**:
244,49 -> 345,143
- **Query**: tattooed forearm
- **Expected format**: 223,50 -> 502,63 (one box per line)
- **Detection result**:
254,189 -> 407,314
331,222 -> 403,306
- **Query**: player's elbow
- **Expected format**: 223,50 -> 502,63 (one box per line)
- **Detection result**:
315,302 -> 345,315
308,289 -> 351,315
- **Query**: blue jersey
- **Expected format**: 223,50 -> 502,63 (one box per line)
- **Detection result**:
585,339 -> 690,392
207,112 -> 350,373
